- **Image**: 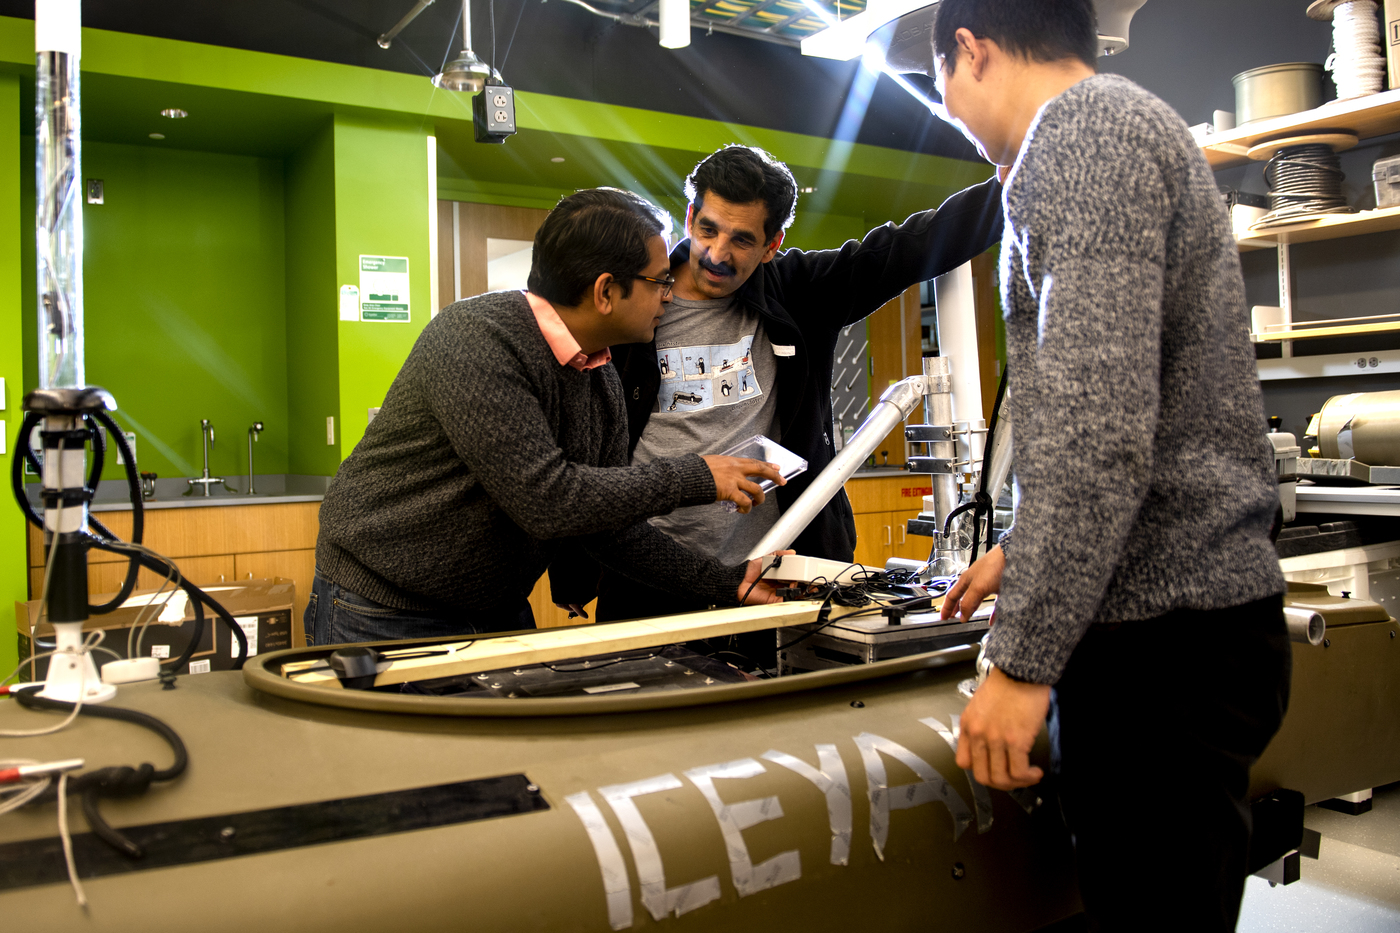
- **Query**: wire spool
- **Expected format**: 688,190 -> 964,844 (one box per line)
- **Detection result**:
1309,0 -> 1387,101
1251,141 -> 1357,229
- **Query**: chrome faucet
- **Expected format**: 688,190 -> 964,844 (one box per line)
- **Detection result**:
247,421 -> 264,494
187,419 -> 224,497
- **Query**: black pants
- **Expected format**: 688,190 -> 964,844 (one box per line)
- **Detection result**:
1051,594 -> 1290,932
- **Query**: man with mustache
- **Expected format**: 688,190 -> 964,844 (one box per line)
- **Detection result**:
556,145 -> 1003,623
310,188 -> 788,644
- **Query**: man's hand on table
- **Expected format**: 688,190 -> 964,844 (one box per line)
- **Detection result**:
735,550 -> 795,605
701,456 -> 785,513
940,545 -> 1005,622
956,667 -> 1050,790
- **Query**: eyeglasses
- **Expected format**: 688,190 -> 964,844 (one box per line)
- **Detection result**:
633,273 -> 675,299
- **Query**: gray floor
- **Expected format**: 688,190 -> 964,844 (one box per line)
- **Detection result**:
1238,782 -> 1400,932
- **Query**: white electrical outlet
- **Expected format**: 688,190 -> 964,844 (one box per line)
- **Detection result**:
326,416 -> 335,445
0,419 -> 6,455
0,376 -> 6,409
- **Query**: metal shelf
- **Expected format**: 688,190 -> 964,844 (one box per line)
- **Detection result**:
1202,87 -> 1400,169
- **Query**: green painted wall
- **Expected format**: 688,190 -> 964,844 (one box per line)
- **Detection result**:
20,140 -> 288,483
332,114 -> 433,459
284,120 -> 341,476
81,142 -> 288,482
0,74 -> 21,679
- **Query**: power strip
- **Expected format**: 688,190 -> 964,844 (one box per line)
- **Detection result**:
760,554 -> 880,584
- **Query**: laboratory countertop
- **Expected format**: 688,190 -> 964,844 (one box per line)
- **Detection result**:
23,473 -> 330,513
91,493 -> 326,512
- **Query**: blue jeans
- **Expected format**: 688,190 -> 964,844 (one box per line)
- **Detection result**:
305,574 -> 534,646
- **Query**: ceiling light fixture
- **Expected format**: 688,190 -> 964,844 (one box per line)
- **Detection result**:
376,0 -> 495,92
434,0 -> 493,92
160,108 -> 188,119
148,133 -> 165,140
550,157 -> 566,163
659,0 -> 691,49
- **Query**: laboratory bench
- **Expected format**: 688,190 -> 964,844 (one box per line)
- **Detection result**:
25,498 -> 321,631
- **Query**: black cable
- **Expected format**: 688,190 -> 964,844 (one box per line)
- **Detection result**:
86,414 -> 106,493
11,406 -> 243,670
14,689 -> 188,859
1256,143 -> 1355,228
86,537 -> 248,669
542,652 -> 658,673
970,365 -> 1010,561
88,410 -> 145,613
498,0 -> 528,74
490,0 -> 496,77
739,554 -> 781,606
11,411 -> 43,530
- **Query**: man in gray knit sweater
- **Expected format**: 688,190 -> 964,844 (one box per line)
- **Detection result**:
932,1 -> 1289,928
310,188 -> 787,645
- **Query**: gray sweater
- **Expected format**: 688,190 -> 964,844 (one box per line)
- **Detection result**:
986,75 -> 1285,685
316,290 -> 747,622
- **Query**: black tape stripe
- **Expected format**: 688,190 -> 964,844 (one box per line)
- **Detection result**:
0,774 -> 547,890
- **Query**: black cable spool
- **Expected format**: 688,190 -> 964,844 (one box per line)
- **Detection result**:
1257,142 -> 1355,227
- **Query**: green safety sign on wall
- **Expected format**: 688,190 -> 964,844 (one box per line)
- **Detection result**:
359,255 -> 411,322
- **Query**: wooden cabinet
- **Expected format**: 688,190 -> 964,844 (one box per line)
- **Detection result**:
28,501 -> 592,637
845,474 -> 933,568
27,502 -> 320,646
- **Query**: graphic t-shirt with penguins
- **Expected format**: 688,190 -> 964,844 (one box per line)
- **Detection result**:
632,294 -> 781,562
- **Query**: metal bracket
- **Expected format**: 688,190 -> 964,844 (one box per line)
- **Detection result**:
905,424 -> 953,442
907,457 -> 959,474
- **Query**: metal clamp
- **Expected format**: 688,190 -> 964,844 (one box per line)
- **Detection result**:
907,457 -> 960,474
905,424 -> 954,442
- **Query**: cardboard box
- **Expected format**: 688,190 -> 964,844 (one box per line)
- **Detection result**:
1388,0 -> 1400,91
15,578 -> 298,683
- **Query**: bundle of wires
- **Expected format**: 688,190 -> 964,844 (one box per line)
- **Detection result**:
774,566 -> 959,655
10,408 -> 248,673
1253,143 -> 1355,229
1325,0 -> 1386,101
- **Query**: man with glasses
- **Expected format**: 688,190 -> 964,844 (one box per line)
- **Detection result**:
309,188 -> 787,645
565,144 -> 1004,624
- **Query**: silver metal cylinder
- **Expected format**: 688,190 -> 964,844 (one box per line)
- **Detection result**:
922,357 -> 959,525
745,375 -> 928,560
1283,605 -> 1325,646
35,37 -> 84,388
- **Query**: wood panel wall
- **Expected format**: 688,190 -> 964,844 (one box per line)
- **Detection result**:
27,502 -> 318,645
436,200 -> 551,309
865,285 -> 923,466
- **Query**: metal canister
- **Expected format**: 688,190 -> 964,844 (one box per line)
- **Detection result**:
1232,62 -> 1324,125
1315,389 -> 1400,465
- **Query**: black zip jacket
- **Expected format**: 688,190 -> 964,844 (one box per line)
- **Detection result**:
550,177 -> 1004,603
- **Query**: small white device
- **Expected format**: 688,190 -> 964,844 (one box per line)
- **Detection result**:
760,555 -> 878,584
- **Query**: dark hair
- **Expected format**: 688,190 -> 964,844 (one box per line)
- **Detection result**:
932,0 -> 1098,74
528,188 -> 666,306
684,145 -> 797,243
